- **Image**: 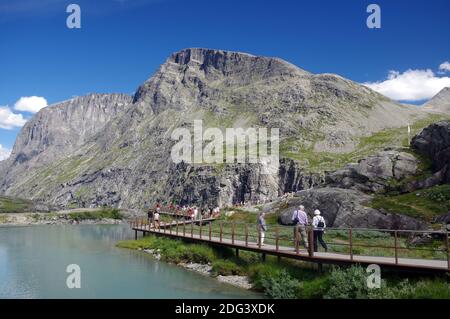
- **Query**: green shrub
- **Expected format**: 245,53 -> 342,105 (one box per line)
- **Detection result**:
248,263 -> 283,290
69,208 -> 123,221
296,276 -> 330,299
212,260 -> 244,276
260,270 -> 300,299
324,266 -> 372,299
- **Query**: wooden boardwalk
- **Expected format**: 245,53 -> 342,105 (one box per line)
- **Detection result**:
137,217 -> 216,232
130,219 -> 449,273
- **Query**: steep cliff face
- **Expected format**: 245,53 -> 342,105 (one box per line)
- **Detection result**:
0,93 -> 132,192
0,48 -> 424,208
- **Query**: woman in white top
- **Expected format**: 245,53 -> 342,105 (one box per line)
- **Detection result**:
153,211 -> 160,229
312,210 -> 328,252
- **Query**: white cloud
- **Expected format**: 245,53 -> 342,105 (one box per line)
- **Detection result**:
364,68 -> 450,101
0,144 -> 11,161
14,96 -> 48,113
439,61 -> 450,73
0,106 -> 27,129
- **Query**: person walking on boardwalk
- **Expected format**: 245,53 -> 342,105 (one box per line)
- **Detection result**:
312,209 -> 328,252
292,205 -> 309,249
257,212 -> 267,246
147,208 -> 154,226
153,209 -> 160,230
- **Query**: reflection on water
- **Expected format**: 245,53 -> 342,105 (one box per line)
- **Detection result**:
0,225 -> 261,299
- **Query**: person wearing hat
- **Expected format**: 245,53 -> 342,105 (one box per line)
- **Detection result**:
312,209 -> 328,252
292,205 -> 309,249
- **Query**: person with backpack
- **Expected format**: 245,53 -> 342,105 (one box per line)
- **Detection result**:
257,212 -> 267,246
292,205 -> 309,249
147,208 -> 154,226
312,209 -> 328,252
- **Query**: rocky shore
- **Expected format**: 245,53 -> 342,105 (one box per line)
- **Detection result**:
0,212 -> 125,226
140,248 -> 253,290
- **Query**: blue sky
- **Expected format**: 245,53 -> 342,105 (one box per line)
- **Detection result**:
0,0 -> 449,156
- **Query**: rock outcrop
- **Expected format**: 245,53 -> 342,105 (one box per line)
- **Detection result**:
325,150 -> 419,193
411,121 -> 450,184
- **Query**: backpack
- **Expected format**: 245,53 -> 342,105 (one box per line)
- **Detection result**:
317,216 -> 325,228
292,210 -> 300,224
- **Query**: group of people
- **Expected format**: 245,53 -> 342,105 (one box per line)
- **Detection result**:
257,205 -> 328,252
147,203 -> 222,228
176,205 -> 221,220
291,205 -> 328,252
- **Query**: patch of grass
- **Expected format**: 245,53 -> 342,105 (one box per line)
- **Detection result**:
117,235 -> 216,264
0,196 -> 34,214
211,259 -> 245,276
68,208 -> 123,221
368,184 -> 450,221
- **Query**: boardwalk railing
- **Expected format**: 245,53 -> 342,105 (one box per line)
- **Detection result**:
130,217 -> 450,271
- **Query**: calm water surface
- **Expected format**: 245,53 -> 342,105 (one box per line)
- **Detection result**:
0,224 -> 262,299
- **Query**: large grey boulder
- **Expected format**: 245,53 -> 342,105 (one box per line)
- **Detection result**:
325,150 -> 419,193
278,187 -> 426,230
411,121 -> 450,184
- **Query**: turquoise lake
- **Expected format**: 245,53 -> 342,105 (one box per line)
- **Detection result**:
0,224 -> 262,299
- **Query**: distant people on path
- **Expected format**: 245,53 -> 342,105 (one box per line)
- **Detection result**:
292,205 -> 309,249
153,210 -> 160,229
147,208 -> 154,225
257,212 -> 267,246
312,210 -> 328,252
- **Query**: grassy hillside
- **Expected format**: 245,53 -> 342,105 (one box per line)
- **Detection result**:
368,184 -> 450,222
0,196 -> 34,214
281,113 -> 450,172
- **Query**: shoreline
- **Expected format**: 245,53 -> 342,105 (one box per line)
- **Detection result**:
0,212 -> 127,226
137,247 -> 254,291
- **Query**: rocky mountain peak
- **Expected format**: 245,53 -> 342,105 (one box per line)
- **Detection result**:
167,48 -> 307,75
424,87 -> 450,114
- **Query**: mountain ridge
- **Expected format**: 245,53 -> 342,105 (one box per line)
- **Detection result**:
0,48 -> 448,212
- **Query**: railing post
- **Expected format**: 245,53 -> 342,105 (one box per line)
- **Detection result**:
232,222 -> 235,245
245,224 -> 248,247
446,230 -> 449,271
295,226 -> 299,254
209,222 -> 212,240
308,227 -> 314,257
169,220 -> 172,235
191,221 -> 194,238
200,220 -> 203,239
220,222 -> 223,242
349,227 -> 353,261
258,227 -> 261,249
183,221 -> 186,237
176,220 -> 179,236
394,230 -> 398,265
276,226 -> 279,252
